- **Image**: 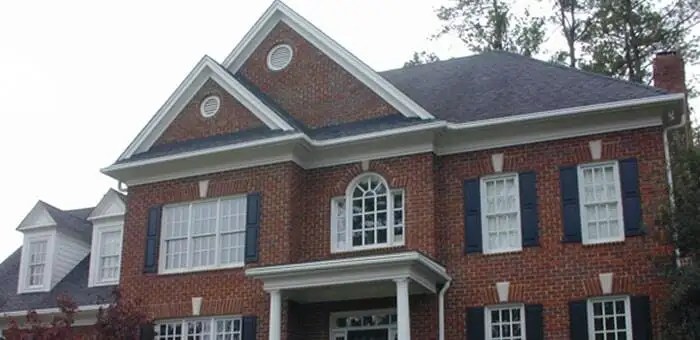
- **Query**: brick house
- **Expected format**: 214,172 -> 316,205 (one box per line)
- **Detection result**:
0,1 -> 690,339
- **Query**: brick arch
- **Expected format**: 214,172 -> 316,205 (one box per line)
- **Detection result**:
332,163 -> 399,195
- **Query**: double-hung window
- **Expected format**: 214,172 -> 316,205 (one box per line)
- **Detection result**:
587,296 -> 632,340
578,161 -> 624,244
485,305 -> 526,340
96,228 -> 122,284
481,174 -> 521,254
155,316 -> 242,340
331,173 -> 405,252
27,240 -> 48,288
160,196 -> 246,273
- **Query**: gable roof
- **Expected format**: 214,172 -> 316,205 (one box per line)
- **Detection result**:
221,0 -> 434,121
88,189 -> 126,221
17,201 -> 93,236
380,51 -> 670,123
117,56 -> 294,161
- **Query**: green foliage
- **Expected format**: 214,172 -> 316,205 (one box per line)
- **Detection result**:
404,51 -> 441,67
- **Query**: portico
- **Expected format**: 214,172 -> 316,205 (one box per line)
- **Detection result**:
245,252 -> 451,340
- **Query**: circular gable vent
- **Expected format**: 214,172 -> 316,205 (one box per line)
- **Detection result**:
267,44 -> 293,71
200,95 -> 221,117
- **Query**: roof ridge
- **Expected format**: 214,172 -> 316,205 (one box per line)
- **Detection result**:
488,50 -> 669,94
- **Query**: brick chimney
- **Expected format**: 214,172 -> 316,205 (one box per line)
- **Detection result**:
653,51 -> 686,94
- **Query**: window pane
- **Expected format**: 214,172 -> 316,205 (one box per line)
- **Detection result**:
28,240 -> 48,287
487,306 -> 525,340
580,162 -> 622,243
192,201 -> 217,235
220,198 -> 246,233
482,175 -> 520,252
590,298 -> 629,338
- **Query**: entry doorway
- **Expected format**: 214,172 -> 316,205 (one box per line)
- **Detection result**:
347,329 -> 389,340
330,309 -> 397,340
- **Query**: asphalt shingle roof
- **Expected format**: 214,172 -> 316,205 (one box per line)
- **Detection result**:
379,51 -> 668,123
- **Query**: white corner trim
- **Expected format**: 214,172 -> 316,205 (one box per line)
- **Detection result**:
0,304 -> 108,318
361,159 -> 370,171
192,297 -> 203,316
221,1 -> 434,121
491,153 -> 504,173
117,56 -> 293,161
599,273 -> 614,295
198,180 -> 210,198
589,140 -> 602,160
496,282 -> 510,303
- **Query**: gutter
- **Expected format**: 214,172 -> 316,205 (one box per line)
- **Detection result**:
0,304 -> 108,318
438,279 -> 452,340
663,104 -> 689,267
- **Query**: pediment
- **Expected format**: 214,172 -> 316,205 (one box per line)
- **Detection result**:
17,202 -> 56,231
88,189 -> 126,220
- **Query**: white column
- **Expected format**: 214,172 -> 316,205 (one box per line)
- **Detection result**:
269,290 -> 282,340
395,278 -> 411,340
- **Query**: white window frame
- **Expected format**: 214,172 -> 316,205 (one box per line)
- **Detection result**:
158,195 -> 247,274
329,308 -> 397,340
89,223 -> 123,287
480,173 -> 522,254
17,231 -> 55,294
577,161 -> 625,245
485,304 -> 526,340
330,173 -> 405,253
587,295 -> 633,340
154,315 -> 242,340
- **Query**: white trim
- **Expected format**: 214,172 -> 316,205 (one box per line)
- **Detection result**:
17,202 -> 57,231
578,161 -> 625,245
329,308 -> 397,340
266,44 -> 293,71
87,189 -> 126,221
0,304 -> 107,318
199,95 -> 221,118
17,231 -> 56,294
480,173 -> 522,255
587,295 -> 633,340
88,223 -> 123,287
222,1 -> 434,120
117,56 -> 293,160
484,304 -> 526,340
154,315 -> 243,340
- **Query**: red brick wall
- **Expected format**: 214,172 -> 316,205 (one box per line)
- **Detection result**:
238,22 -> 396,129
154,79 -> 264,147
120,126 -> 670,339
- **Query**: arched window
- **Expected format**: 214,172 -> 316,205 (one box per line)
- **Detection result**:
331,173 -> 405,252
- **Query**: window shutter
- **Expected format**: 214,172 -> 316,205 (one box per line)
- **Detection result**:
242,316 -> 257,340
143,205 -> 162,273
139,324 -> 155,340
519,172 -> 539,247
525,304 -> 544,340
619,158 -> 644,236
560,166 -> 582,243
569,300 -> 589,340
463,179 -> 482,254
466,307 -> 485,340
245,193 -> 261,263
631,295 -> 652,340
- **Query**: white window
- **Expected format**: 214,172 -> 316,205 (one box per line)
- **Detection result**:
27,240 -> 48,288
578,161 -> 624,244
160,196 -> 246,273
155,316 -> 241,340
485,305 -> 526,340
330,309 -> 397,340
587,296 -> 632,340
97,230 -> 122,283
331,174 -> 405,252
481,174 -> 521,254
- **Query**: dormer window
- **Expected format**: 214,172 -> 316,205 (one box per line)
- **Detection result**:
18,232 -> 55,293
27,240 -> 48,288
331,173 -> 405,252
88,189 -> 126,287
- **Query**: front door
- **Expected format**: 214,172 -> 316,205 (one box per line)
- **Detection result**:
347,329 -> 388,340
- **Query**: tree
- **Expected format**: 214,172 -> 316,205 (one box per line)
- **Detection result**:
404,51 -> 440,67
434,0 -> 546,56
551,0 -> 594,67
658,127 -> 700,339
2,289 -> 151,340
581,0 -> 700,83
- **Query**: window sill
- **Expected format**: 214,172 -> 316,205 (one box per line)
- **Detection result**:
89,280 -> 119,288
20,286 -> 50,294
331,243 -> 406,254
482,248 -> 523,256
582,238 -> 625,246
157,263 -> 245,276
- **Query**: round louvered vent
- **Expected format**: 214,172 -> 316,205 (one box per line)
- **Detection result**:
200,95 -> 221,118
267,44 -> 293,71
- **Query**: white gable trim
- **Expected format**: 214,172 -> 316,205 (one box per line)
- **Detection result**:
88,189 -> 126,221
117,56 -> 293,161
222,0 -> 434,121
17,202 -> 57,231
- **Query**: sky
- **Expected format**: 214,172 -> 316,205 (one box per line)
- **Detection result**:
0,0 -> 697,262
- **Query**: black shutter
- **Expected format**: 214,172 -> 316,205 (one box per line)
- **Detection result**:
143,206 -> 162,273
245,193 -> 261,263
525,304 -> 544,340
464,179 -> 482,254
619,158 -> 644,236
139,324 -> 155,340
631,295 -> 652,340
569,300 -> 589,340
519,172 -> 539,247
242,315 -> 257,340
560,166 -> 582,243
466,307 -> 485,340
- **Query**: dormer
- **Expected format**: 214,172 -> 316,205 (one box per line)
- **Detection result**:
16,202 -> 91,294
87,189 -> 126,287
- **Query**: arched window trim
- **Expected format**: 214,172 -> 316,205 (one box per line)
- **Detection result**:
331,173 -> 405,253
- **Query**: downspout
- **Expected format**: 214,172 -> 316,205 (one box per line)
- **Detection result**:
663,108 -> 688,266
438,279 -> 452,340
